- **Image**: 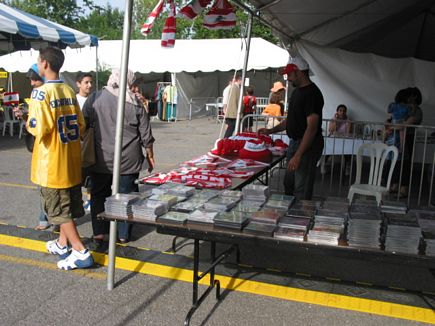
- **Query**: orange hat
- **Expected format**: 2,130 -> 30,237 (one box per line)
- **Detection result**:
270,81 -> 285,93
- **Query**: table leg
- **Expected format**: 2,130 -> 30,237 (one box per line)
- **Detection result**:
184,240 -> 235,326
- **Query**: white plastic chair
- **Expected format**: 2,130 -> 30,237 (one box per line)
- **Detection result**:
347,143 -> 399,205
18,119 -> 27,139
2,106 -> 20,136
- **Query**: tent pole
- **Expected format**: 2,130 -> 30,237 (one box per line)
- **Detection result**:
107,0 -> 133,291
234,13 -> 253,135
95,45 -> 99,90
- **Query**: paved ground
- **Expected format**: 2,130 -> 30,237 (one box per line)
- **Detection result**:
0,118 -> 433,325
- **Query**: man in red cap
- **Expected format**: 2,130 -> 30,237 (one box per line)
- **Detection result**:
259,56 -> 324,199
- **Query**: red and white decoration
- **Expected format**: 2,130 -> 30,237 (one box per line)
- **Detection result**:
2,92 -> 19,106
203,0 -> 236,30
161,0 -> 177,47
179,0 -> 212,20
140,0 -> 165,36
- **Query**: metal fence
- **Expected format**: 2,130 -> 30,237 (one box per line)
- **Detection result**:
240,114 -> 435,208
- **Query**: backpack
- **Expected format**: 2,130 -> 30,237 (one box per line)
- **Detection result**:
243,96 -> 255,114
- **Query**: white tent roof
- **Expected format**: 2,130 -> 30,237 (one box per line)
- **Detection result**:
0,38 -> 289,73
248,0 -> 435,61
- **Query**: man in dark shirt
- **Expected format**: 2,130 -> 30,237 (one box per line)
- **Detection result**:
259,56 -> 324,199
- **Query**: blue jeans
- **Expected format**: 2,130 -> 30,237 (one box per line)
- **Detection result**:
284,135 -> 324,200
90,173 -> 139,240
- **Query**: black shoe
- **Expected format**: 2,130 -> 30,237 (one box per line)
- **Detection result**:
92,236 -> 104,246
118,238 -> 129,245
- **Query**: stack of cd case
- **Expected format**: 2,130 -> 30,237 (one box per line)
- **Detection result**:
131,199 -> 168,221
307,209 -> 346,246
220,190 -> 244,200
384,213 -> 421,254
148,194 -> 179,208
381,200 -> 408,214
187,208 -> 219,226
347,211 -> 383,249
104,193 -> 139,218
423,232 -> 435,256
313,209 -> 346,234
274,227 -> 305,242
172,198 -> 206,213
167,184 -> 196,197
278,216 -> 311,231
250,209 -> 282,225
192,189 -> 221,201
242,184 -> 269,202
204,196 -> 240,211
243,222 -> 276,237
307,227 -> 341,246
286,208 -> 315,219
233,200 -> 262,213
264,194 -> 295,210
412,209 -> 435,256
157,211 -> 189,225
214,211 -> 250,230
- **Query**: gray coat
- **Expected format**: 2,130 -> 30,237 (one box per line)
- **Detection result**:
82,89 -> 154,174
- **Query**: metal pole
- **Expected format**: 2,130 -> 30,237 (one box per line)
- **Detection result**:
107,0 -> 133,291
284,79 -> 289,112
234,13 -> 253,135
95,45 -> 99,90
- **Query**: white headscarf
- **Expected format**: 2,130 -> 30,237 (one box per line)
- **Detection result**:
104,68 -> 139,105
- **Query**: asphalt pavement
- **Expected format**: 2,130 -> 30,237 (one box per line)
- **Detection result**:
0,117 -> 433,325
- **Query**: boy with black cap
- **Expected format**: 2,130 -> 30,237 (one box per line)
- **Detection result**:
259,56 -> 324,200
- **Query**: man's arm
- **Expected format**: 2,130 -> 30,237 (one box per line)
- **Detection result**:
258,118 -> 287,135
288,114 -> 319,171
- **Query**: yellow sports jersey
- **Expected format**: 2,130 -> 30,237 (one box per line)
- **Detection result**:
27,80 -> 85,188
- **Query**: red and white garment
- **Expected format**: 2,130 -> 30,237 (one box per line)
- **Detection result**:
172,170 -> 232,189
138,172 -> 172,185
233,132 -> 273,145
141,0 -> 165,36
226,158 -> 269,170
179,0 -> 211,20
203,0 -> 236,30
161,0 -> 176,47
180,154 -> 216,167
210,138 -> 246,156
239,140 -> 272,163
212,168 -> 254,179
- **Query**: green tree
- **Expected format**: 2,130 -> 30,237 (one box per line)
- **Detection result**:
76,5 -> 125,40
4,0 -> 96,27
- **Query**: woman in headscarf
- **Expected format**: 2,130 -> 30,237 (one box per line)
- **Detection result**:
82,68 -> 155,244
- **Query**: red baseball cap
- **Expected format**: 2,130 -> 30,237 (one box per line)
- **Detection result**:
279,56 -> 309,75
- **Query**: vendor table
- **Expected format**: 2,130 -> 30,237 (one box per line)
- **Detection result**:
101,213 -> 435,325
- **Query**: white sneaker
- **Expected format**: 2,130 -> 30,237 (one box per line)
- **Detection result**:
83,200 -> 91,212
46,239 -> 70,259
57,249 -> 94,270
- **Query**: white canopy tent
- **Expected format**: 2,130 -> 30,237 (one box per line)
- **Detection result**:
1,38 -> 289,119
240,0 -> 435,125
1,38 -> 288,73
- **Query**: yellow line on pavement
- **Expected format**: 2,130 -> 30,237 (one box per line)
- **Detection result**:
0,253 -> 106,280
0,182 -> 37,189
1,234 -> 434,324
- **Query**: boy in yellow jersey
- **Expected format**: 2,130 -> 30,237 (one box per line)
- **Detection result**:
26,47 -> 93,270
